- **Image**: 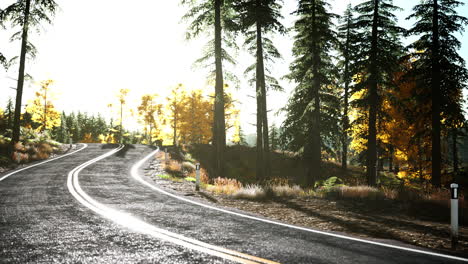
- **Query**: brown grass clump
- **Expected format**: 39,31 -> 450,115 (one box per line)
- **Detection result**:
164,160 -> 182,174
270,185 -> 304,198
323,186 -> 384,200
233,185 -> 266,200
340,186 -> 384,200
182,161 -> 196,173
207,177 -> 242,195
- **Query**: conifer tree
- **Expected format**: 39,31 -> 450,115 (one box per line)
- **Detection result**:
406,0 -> 468,186
283,0 -> 340,185
1,0 -> 58,145
337,4 -> 359,171
353,0 -> 404,186
234,0 -> 285,180
181,0 -> 238,178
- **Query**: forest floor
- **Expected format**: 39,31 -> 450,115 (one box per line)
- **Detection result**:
150,147 -> 468,257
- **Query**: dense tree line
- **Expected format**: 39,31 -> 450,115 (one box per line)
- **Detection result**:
182,0 -> 467,187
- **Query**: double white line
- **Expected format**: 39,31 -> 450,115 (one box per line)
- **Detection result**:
67,144 -> 278,264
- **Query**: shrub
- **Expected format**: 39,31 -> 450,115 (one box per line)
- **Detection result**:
315,176 -> 345,189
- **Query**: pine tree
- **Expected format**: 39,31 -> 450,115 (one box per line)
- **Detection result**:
353,0 -> 405,186
55,112 -> 69,143
337,4 -> 359,171
181,0 -> 239,178
406,0 -> 468,186
234,0 -> 285,180
2,0 -> 58,145
283,0 -> 340,186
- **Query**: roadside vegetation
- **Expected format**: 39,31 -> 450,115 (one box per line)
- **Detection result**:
158,145 -> 467,224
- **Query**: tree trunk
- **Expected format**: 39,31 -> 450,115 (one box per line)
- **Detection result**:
389,145 -> 394,172
308,0 -> 321,186
12,0 -> 31,145
342,18 -> 351,171
214,0 -> 225,178
120,102 -> 123,144
173,107 -> 177,146
431,0 -> 442,187
256,7 -> 271,180
367,0 -> 379,186
43,87 -> 47,132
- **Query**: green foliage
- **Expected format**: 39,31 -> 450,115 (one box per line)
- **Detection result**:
282,0 -> 341,176
405,0 -> 468,131
185,177 -> 197,182
315,176 -> 345,189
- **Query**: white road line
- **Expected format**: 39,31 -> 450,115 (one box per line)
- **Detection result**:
67,145 -> 278,264
0,144 -> 88,182
132,148 -> 468,263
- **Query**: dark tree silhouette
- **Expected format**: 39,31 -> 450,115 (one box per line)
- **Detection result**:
283,0 -> 340,186
406,0 -> 468,186
1,0 -> 57,145
234,0 -> 285,180
337,4 -> 359,172
353,0 -> 404,186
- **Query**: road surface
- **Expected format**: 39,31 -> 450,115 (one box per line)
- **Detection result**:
0,143 -> 466,263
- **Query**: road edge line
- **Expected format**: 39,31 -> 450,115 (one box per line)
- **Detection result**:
132,148 -> 468,263
68,145 -> 276,264
0,144 -> 88,182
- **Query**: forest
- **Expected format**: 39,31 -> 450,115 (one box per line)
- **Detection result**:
0,0 -> 467,191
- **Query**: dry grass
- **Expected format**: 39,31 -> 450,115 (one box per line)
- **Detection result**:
322,186 -> 385,200
206,177 -> 242,195
182,161 -> 196,173
233,185 -> 266,200
270,185 -> 304,198
381,186 -> 398,200
164,160 -> 182,174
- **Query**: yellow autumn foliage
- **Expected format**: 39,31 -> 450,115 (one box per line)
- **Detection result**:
25,80 -> 61,132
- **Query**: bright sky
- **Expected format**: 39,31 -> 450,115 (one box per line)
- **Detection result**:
0,0 -> 467,135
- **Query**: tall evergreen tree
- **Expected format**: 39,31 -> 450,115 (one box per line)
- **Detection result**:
353,0 -> 404,186
234,0 -> 285,180
337,4 -> 359,171
1,0 -> 57,145
406,0 -> 468,186
283,0 -> 340,186
181,0 -> 238,178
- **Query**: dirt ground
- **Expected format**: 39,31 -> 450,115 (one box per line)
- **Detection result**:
146,157 -> 468,258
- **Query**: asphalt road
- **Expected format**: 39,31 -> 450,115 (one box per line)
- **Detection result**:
1,143 -> 467,263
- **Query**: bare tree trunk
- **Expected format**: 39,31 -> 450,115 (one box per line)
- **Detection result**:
255,5 -> 270,180
367,0 -> 379,186
431,0 -> 442,187
214,0 -> 225,178
307,0 -> 321,186
43,87 -> 47,132
342,17 -> 351,171
12,0 -> 31,145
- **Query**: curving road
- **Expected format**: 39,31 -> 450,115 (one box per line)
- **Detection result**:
0,143 -> 466,263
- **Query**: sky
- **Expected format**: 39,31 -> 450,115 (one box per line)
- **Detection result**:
0,0 -> 467,135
